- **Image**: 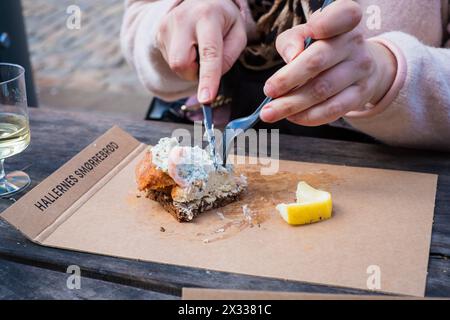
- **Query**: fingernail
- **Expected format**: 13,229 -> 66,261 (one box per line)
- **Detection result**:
261,106 -> 275,122
264,82 -> 275,97
283,45 -> 297,62
199,88 -> 210,103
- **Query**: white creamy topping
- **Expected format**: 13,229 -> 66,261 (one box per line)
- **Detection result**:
175,146 -> 214,184
172,169 -> 244,203
151,137 -> 247,203
151,137 -> 179,172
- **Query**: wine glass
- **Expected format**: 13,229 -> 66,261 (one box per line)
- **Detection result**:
0,63 -> 31,196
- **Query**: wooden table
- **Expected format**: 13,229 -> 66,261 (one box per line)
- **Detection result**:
0,109 -> 448,299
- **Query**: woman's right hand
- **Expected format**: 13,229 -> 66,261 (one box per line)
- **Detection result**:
156,0 -> 247,104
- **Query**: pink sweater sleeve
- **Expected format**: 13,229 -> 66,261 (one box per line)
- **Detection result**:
344,31 -> 450,151
120,0 -> 197,101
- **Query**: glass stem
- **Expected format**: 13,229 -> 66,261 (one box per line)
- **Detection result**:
0,159 -> 5,180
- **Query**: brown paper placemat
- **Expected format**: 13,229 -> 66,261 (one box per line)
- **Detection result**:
1,127 -> 438,297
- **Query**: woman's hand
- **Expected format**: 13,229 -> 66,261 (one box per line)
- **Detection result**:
156,0 -> 247,104
260,0 -> 397,126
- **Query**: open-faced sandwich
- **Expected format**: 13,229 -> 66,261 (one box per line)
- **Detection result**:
135,137 -> 247,222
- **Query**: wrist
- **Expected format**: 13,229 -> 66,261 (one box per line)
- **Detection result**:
368,41 -> 397,105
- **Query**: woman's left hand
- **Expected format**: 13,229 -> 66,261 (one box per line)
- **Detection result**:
260,0 -> 397,126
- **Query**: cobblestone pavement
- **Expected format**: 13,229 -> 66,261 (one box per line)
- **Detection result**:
22,0 -> 151,116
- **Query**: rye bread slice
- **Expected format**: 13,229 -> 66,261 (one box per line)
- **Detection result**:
146,187 -> 245,222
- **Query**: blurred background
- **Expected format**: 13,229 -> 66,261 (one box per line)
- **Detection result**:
18,0 -> 151,119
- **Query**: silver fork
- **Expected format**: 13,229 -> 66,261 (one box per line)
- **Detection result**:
221,96 -> 272,165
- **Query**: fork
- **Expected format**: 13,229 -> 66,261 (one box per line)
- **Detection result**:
221,0 -> 335,165
221,96 -> 272,165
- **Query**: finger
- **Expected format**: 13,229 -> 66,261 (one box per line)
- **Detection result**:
287,84 -> 370,126
275,24 -> 309,63
196,19 -> 224,103
166,30 -> 198,81
265,32 -> 353,98
260,59 -> 367,123
222,20 -> 247,73
308,0 -> 362,39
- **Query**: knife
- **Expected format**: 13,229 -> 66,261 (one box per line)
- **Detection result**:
201,104 -> 219,168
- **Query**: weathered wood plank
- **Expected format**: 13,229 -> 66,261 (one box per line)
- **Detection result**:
0,221 -> 447,297
0,258 -> 176,300
425,256 -> 450,298
0,108 -> 448,298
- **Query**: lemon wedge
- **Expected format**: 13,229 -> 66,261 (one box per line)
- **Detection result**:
276,181 -> 333,225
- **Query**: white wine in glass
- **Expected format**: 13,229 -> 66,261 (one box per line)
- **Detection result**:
0,63 -> 31,196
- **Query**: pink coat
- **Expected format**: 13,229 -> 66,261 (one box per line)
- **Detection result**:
121,0 -> 450,151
